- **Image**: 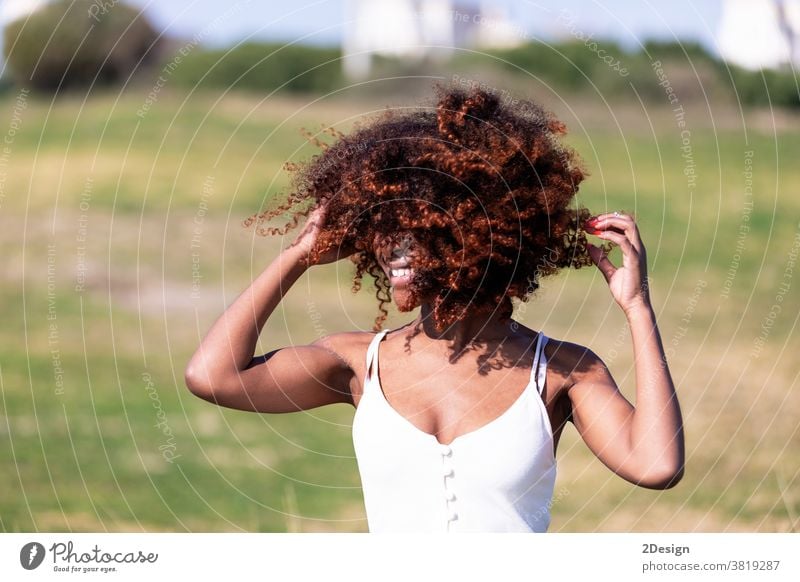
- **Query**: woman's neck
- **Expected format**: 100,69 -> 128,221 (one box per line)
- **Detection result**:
415,302 -> 517,348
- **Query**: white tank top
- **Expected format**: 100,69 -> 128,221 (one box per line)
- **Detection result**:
352,328 -> 556,532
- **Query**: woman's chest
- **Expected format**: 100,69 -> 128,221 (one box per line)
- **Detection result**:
350,354 -> 568,448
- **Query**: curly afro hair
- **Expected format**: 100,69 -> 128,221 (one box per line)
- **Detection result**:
244,83 -> 611,332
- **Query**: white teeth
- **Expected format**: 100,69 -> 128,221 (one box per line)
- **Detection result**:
391,268 -> 412,278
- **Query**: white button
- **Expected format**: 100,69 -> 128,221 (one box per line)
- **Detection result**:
445,490 -> 456,501
447,511 -> 458,521
443,467 -> 454,477
439,444 -> 452,456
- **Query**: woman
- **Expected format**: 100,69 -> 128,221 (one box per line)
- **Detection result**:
184,85 -> 684,532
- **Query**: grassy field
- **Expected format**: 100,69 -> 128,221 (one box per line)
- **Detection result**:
1,85 -> 798,532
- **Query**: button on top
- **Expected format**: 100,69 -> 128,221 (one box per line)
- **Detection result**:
439,444 -> 452,456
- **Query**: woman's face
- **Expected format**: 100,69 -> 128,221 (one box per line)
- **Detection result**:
373,231 -> 425,310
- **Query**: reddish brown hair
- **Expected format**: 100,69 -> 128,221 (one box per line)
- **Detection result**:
244,83 -> 610,331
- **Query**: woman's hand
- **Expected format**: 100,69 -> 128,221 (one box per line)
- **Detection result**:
289,203 -> 357,267
584,212 -> 651,315
575,212 -> 684,489
185,201 -> 357,413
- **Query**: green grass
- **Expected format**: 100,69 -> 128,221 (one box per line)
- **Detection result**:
1,86 -> 798,533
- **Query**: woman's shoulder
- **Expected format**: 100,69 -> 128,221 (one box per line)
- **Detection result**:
310,329 -> 384,368
543,335 -> 609,386
510,323 -> 605,384
505,322 -> 576,367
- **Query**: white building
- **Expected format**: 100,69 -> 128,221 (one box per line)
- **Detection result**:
718,0 -> 800,69
342,0 -> 523,78
0,0 -> 46,25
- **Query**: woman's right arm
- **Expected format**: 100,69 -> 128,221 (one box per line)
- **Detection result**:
183,207 -> 357,413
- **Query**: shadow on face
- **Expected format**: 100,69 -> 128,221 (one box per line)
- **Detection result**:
372,231 -> 428,311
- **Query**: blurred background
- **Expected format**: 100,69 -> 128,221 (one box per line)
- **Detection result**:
0,0 -> 797,533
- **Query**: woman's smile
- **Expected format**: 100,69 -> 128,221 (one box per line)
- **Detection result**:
389,265 -> 414,286
376,232 -> 418,287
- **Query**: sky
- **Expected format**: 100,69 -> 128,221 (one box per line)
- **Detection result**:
117,0 -> 724,53
0,0 -> 727,79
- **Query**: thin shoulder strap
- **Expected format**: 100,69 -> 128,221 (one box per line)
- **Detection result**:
530,332 -> 549,395
365,329 -> 390,382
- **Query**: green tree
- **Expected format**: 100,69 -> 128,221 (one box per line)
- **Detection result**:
3,0 -> 159,91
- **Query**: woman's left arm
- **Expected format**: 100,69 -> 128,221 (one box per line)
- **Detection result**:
567,212 -> 685,489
